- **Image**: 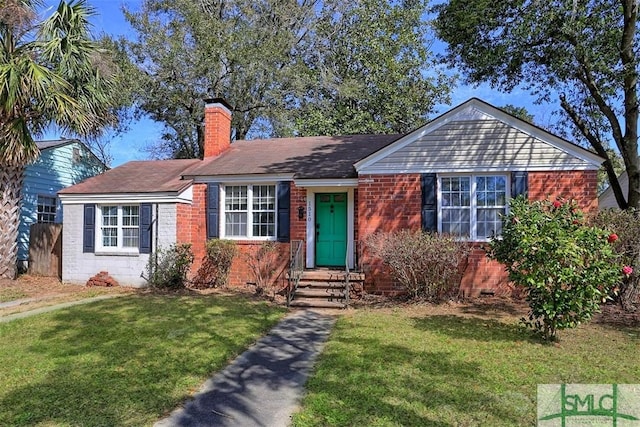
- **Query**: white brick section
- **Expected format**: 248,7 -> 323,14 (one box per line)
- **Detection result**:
62,203 -> 178,287
156,203 -> 177,248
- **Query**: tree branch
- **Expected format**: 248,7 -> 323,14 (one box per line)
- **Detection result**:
560,93 -> 627,209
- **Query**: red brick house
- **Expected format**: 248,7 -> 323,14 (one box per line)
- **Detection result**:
59,98 -> 602,299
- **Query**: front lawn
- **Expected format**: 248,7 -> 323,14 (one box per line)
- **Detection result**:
0,293 -> 286,426
292,304 -> 640,426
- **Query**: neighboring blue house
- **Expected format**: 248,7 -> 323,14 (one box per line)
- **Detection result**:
17,139 -> 106,271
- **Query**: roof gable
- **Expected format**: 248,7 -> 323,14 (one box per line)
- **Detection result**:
36,139 -> 107,170
355,98 -> 604,174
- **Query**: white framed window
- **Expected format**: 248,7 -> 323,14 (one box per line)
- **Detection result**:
97,205 -> 140,251
37,195 -> 57,223
439,174 -> 508,240
222,184 -> 276,239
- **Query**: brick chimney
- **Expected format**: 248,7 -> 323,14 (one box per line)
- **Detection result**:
203,98 -> 232,158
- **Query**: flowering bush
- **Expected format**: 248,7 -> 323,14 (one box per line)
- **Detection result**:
489,197 -> 623,341
364,230 -> 469,300
593,208 -> 640,310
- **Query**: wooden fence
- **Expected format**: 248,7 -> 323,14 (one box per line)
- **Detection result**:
28,223 -> 62,278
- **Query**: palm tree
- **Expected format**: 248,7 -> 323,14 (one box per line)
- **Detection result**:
0,0 -> 118,279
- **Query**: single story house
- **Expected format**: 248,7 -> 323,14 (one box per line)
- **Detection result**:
59,98 -> 602,296
18,139 -> 105,271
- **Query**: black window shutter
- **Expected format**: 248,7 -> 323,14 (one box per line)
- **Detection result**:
421,173 -> 437,232
139,203 -> 153,254
207,183 -> 220,239
511,171 -> 528,199
277,181 -> 291,242
83,204 -> 95,253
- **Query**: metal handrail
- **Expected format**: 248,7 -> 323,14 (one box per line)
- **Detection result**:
344,239 -> 350,307
287,240 -> 304,306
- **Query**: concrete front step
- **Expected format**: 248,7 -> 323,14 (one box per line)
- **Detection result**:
295,288 -> 346,298
297,281 -> 346,290
287,269 -> 363,308
299,270 -> 365,282
289,298 -> 346,309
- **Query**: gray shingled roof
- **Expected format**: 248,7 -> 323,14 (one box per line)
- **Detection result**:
58,159 -> 201,194
186,134 -> 401,179
58,134 -> 400,195
36,139 -> 79,150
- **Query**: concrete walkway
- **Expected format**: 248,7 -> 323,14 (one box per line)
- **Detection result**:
155,309 -> 336,427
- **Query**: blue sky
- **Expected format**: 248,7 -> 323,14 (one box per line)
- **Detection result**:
41,0 -> 552,167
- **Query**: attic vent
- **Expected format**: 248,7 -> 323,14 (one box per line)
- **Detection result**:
72,147 -> 82,163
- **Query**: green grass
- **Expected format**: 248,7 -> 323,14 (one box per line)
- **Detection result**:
0,294 -> 286,426
292,308 -> 640,426
0,288 -> 27,303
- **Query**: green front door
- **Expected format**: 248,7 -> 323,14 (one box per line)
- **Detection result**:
315,193 -> 347,266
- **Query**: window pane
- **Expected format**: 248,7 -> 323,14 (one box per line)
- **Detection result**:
37,195 -> 57,223
477,191 -> 486,207
102,206 -> 117,226
441,177 -> 470,207
253,185 -> 275,211
477,223 -> 486,239
253,212 -> 275,237
475,176 -> 506,209
486,192 -> 496,205
441,207 -> 470,237
442,177 -> 471,237
123,228 -> 139,247
225,186 -> 247,211
102,227 -> 117,247
477,208 -> 505,239
225,212 -> 247,236
477,176 -> 486,190
122,206 -> 139,226
121,206 -> 139,247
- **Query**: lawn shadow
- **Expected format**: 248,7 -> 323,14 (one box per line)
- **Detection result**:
0,294 -> 286,426
410,314 -> 538,344
458,297 -> 528,320
297,331 -> 535,425
591,304 -> 640,341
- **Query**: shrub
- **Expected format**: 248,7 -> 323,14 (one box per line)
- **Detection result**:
593,208 -> 640,310
146,243 -> 194,289
365,230 -> 469,300
243,241 -> 283,299
489,197 -> 624,341
192,239 -> 237,289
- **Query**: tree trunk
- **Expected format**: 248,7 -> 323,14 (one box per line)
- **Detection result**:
0,164 -> 25,280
